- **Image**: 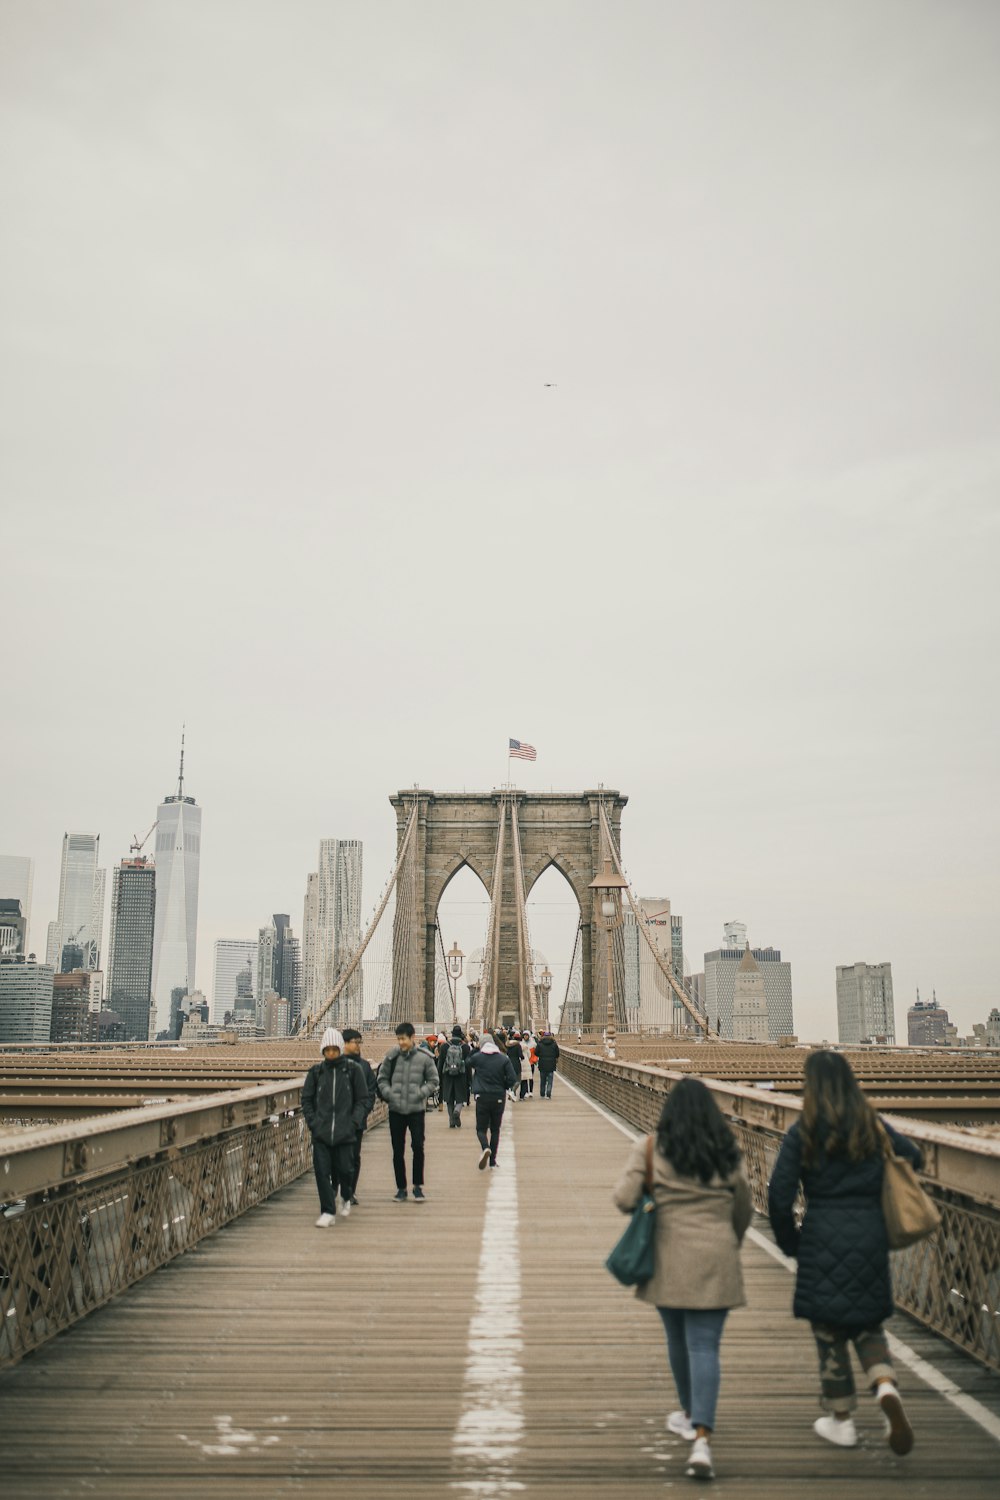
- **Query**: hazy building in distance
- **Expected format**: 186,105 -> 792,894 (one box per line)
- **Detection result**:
622,897 -> 689,1028
51,970 -> 103,1042
732,944 -> 769,1041
0,954 -> 55,1043
256,915 -> 301,1034
686,971 -> 706,1017
0,898 -> 27,956
45,833 -> 106,973
836,961 -> 895,1044
107,857 -> 157,1042
303,839 -> 363,1024
907,990 -> 949,1046
212,938 -> 257,1023
704,924 -> 794,1039
302,870 -> 319,1010
261,990 -> 289,1037
0,856 -> 34,950
151,734 -> 202,1035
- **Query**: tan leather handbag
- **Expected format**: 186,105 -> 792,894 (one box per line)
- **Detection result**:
878,1122 -> 941,1249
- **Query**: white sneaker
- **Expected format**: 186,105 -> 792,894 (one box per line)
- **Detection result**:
315,1213 -> 335,1228
813,1415 -> 858,1447
667,1410 -> 697,1440
685,1435 -> 713,1479
877,1384 -> 914,1455
339,1197 -> 351,1218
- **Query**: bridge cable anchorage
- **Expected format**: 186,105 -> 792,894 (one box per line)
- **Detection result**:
476,794 -> 508,1032
509,792 -> 541,1033
305,800 -> 418,1038
597,799 -> 711,1036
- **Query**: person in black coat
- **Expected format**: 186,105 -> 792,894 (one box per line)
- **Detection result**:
301,1028 -> 368,1226
440,1025 -> 472,1127
768,1049 -> 922,1455
468,1036 -> 517,1168
341,1028 -> 377,1204
535,1032 -> 560,1097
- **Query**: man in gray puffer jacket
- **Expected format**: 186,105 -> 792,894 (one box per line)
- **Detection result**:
377,1021 -> 439,1200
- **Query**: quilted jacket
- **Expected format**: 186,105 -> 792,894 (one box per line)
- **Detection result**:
767,1117 -> 922,1327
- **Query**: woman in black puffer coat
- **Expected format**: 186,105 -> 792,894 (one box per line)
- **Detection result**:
768,1050 -> 922,1456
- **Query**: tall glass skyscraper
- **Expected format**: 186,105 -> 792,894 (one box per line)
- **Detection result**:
45,833 -> 106,972
151,738 -> 202,1035
107,857 -> 157,1042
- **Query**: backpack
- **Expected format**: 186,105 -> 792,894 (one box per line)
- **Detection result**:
444,1041 -> 466,1076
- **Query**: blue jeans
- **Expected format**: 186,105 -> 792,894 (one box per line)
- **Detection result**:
657,1307 -> 728,1431
539,1070 -> 555,1097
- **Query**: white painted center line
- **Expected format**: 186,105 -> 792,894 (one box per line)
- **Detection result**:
450,1110 -> 524,1496
559,1070 -> 1000,1448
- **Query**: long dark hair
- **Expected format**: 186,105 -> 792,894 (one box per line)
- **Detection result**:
800,1050 -> 879,1167
655,1077 -> 741,1184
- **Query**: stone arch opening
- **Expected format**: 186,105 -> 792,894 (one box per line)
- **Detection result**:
434,860 -> 491,1026
524,860 -> 582,1031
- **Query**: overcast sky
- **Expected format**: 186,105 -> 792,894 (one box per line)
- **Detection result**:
2,1 -> 998,1041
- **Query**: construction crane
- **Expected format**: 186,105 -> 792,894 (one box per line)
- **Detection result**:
130,822 -> 158,855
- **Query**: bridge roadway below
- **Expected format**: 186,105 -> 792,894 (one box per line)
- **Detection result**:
2,1079 -> 998,1498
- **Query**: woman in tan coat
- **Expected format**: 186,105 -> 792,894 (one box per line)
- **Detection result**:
613,1077 -> 752,1481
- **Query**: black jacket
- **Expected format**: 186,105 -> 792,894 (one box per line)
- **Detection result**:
301,1057 -> 367,1146
536,1035 -> 560,1072
440,1040 -> 472,1104
506,1041 -> 524,1076
469,1047 -> 518,1101
767,1117 -> 922,1327
347,1053 -> 377,1129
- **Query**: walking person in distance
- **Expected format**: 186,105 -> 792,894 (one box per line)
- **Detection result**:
613,1077 -> 752,1481
535,1030 -> 560,1097
377,1021 -> 439,1200
469,1032 -> 518,1169
768,1049 -> 921,1455
440,1024 -> 471,1128
301,1028 -> 368,1227
341,1028 -> 377,1205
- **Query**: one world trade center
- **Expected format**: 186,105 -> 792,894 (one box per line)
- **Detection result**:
151,733 -> 202,1035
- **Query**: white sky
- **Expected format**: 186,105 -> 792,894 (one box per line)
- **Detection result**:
2,1 -> 998,1040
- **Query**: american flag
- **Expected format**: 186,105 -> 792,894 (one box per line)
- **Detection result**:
509,738 -> 537,761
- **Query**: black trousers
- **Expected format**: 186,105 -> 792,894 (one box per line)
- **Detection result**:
388,1109 -> 426,1189
312,1139 -> 356,1214
475,1096 -> 506,1163
347,1128 -> 365,1196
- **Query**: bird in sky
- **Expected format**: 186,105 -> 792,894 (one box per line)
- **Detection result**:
544,382 -> 557,388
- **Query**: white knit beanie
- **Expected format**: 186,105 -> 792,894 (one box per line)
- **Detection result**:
320,1027 -> 344,1053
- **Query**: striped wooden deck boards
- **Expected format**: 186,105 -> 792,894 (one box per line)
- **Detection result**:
1,1078 -> 997,1497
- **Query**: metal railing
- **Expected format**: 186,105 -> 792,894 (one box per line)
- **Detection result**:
561,1050 -> 1000,1372
0,1079 -> 387,1367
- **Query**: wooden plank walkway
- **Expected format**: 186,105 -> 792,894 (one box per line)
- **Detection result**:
1,1079 -> 998,1497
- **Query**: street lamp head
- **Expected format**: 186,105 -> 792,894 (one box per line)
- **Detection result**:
447,939 -> 465,980
588,857 -> 629,894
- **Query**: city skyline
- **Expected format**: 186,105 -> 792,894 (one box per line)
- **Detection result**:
2,4 -> 997,1040
1,762 -> 992,1041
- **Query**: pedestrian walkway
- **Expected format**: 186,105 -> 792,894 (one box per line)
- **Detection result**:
1,1081 -> 997,1497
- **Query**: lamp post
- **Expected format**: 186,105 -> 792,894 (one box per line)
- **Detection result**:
536,962 -> 553,1031
446,940 -> 465,1025
588,857 -> 629,1059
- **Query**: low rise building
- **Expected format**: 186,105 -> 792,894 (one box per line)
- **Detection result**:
0,953 -> 55,1042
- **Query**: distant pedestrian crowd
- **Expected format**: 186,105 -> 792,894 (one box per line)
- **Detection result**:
301,1020 -> 561,1211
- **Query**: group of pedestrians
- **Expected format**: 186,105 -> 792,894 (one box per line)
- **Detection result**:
613,1049 -> 921,1480
302,1020 -> 563,1212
